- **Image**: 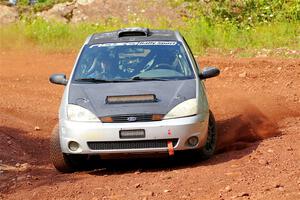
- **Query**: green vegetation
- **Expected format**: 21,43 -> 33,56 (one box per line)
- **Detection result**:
174,0 -> 299,25
182,18 -> 299,55
0,0 -> 71,12
0,0 -> 299,57
20,0 -> 71,12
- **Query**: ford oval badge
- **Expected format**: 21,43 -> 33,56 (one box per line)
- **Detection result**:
127,117 -> 137,122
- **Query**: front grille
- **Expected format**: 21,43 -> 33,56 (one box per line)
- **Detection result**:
112,115 -> 152,122
87,139 -> 178,150
111,114 -> 154,123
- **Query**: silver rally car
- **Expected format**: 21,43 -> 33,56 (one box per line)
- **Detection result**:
49,28 -> 220,172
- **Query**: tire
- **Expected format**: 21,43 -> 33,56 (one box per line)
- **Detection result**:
50,124 -> 87,173
198,110 -> 217,159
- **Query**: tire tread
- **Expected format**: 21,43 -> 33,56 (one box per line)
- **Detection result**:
50,124 -> 74,173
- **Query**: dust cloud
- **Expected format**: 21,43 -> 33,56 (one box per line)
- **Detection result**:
216,103 -> 280,152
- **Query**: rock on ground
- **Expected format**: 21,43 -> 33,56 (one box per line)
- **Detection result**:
37,1 -> 76,23
0,5 -> 18,25
37,0 -> 181,24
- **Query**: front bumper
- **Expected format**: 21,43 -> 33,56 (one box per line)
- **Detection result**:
59,114 -> 209,155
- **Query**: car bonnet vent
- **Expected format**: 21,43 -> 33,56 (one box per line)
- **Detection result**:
106,94 -> 157,104
118,28 -> 150,37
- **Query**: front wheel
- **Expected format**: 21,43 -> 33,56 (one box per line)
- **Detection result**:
50,124 -> 88,173
198,110 -> 217,159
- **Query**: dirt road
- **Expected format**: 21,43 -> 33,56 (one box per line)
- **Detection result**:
0,50 -> 299,200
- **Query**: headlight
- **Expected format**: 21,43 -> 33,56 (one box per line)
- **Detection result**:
67,104 -> 99,122
164,98 -> 198,119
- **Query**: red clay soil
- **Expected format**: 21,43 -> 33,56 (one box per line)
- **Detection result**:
0,50 -> 299,200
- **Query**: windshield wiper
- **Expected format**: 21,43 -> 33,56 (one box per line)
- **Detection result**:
75,78 -> 136,83
131,76 -> 168,81
74,78 -> 114,83
75,77 -> 168,83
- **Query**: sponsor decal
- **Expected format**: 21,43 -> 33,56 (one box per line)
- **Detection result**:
90,41 -> 177,48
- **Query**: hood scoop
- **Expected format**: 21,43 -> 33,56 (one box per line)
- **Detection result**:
106,94 -> 157,104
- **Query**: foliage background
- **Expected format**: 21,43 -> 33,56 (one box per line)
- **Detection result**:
0,0 -> 299,56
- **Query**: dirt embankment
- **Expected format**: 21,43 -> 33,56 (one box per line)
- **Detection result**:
0,50 -> 299,200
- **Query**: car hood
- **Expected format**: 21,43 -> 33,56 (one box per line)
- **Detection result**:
68,79 -> 196,117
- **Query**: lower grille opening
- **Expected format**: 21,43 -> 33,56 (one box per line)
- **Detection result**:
87,139 -> 178,150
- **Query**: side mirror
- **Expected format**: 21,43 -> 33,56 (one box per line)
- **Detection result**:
199,67 -> 220,80
49,74 -> 68,85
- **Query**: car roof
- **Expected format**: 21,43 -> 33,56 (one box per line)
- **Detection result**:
87,28 -> 182,45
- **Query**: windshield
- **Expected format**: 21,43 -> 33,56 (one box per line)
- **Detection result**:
72,41 -> 195,82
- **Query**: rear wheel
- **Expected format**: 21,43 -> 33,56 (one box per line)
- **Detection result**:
50,124 -> 88,173
198,110 -> 217,159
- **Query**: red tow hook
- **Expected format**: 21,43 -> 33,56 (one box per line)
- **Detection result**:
167,141 -> 174,156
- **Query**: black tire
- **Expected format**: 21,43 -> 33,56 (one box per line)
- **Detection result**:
50,124 -> 87,173
198,110 -> 217,159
